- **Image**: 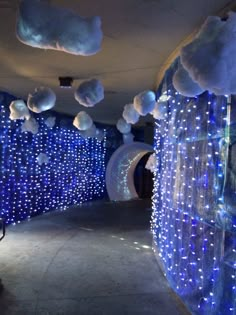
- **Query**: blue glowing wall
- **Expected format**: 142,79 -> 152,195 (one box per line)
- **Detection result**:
152,59 -> 236,315
0,93 -> 108,225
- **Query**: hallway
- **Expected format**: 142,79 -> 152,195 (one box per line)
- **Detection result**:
0,200 -> 189,315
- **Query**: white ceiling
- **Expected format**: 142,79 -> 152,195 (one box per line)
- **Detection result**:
0,0 -> 233,125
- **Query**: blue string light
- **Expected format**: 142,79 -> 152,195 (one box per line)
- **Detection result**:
0,104 -> 107,225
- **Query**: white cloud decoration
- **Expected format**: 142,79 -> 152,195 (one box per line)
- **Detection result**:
95,129 -> 104,142
78,123 -> 97,139
73,111 -> 93,131
145,153 -> 156,173
133,90 -> 156,116
122,103 -> 140,124
45,116 -> 56,128
9,100 -> 30,120
27,87 -> 56,113
180,11 -> 236,95
16,0 -> 103,56
173,63 -> 205,97
123,132 -> 134,144
21,117 -> 39,134
116,118 -> 131,134
151,99 -> 168,120
74,79 -> 104,107
37,153 -> 49,166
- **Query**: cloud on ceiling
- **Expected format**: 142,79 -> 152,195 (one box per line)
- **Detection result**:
73,111 -> 93,131
179,12 -> 236,95
37,153 -> 49,166
116,118 -> 131,134
78,123 -> 97,139
123,132 -> 134,144
16,0 -> 103,56
122,103 -> 140,124
133,90 -> 156,116
27,87 -> 56,113
74,79 -> 104,107
21,117 -> 39,134
173,63 -> 205,97
9,100 -> 30,120
45,116 -> 56,128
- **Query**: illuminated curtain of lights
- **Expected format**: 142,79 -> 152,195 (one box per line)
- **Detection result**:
152,59 -> 236,315
0,96 -> 107,225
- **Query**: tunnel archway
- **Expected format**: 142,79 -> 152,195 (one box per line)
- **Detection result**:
105,142 -> 153,201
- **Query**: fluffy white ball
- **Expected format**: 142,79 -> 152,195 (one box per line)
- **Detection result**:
9,100 -> 30,120
116,118 -> 131,134
74,79 -> 104,107
122,103 -> 140,124
27,87 -> 56,113
133,90 -> 156,116
73,111 -> 93,131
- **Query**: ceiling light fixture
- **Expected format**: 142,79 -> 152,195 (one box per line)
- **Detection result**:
59,77 -> 73,88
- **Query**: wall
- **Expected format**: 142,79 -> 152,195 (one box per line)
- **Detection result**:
152,59 -> 236,315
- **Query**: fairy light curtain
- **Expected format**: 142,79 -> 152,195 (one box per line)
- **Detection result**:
0,92 -> 108,225
152,59 -> 236,314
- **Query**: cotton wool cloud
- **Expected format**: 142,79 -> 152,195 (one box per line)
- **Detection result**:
116,118 -> 131,134
173,63 -> 205,97
16,0 -> 103,56
122,103 -> 139,124
180,11 -> 236,95
73,111 -> 93,131
123,132 -> 134,144
151,100 -> 168,120
21,117 -> 39,134
78,123 -> 97,139
74,79 -> 104,107
27,87 -> 56,113
37,153 -> 49,166
133,91 -> 156,116
9,100 -> 30,120
45,116 -> 56,128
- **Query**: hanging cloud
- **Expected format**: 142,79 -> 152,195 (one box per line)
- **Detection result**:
21,117 -> 39,134
9,100 -> 30,120
95,129 -> 104,142
116,118 -> 131,134
74,79 -> 104,107
133,90 -> 156,116
37,153 -> 49,166
122,103 -> 140,124
16,0 -> 103,56
27,87 -> 56,113
73,111 -> 93,131
145,153 -> 156,173
123,132 -> 134,144
151,100 -> 168,120
180,12 -> 236,95
173,64 -> 205,97
45,116 -> 56,128
79,123 -> 97,139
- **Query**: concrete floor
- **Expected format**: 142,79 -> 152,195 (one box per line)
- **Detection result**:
0,199 -> 190,315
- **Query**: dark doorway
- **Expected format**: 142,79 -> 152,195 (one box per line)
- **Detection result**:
134,153 -> 154,199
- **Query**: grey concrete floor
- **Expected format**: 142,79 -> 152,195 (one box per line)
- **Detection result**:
0,199 -> 190,315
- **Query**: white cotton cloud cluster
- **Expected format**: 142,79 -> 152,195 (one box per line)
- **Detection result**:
78,123 -> 96,139
45,116 -> 56,128
173,64 -> 205,97
37,153 -> 49,166
116,118 -> 131,134
133,90 -> 156,116
95,129 -> 104,142
21,117 -> 39,134
122,103 -> 139,124
178,12 -> 236,96
123,132 -> 134,144
16,0 -> 103,56
74,79 -> 104,107
9,100 -> 30,120
27,87 -> 56,113
73,111 -> 93,131
145,153 -> 156,173
151,100 -> 167,120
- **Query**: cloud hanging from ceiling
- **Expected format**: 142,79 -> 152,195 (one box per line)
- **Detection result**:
74,79 -> 104,107
122,103 -> 140,124
179,12 -> 236,96
27,87 -> 56,113
73,111 -> 93,131
123,132 -> 134,144
116,118 -> 131,134
78,123 -> 97,139
133,91 -> 156,116
45,116 -> 56,128
9,100 -> 30,120
173,63 -> 205,97
16,0 -> 103,56
21,117 -> 39,134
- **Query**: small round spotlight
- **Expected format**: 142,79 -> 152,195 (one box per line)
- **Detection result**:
59,77 -> 73,88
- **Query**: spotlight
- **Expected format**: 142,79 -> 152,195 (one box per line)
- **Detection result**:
59,77 -> 73,88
